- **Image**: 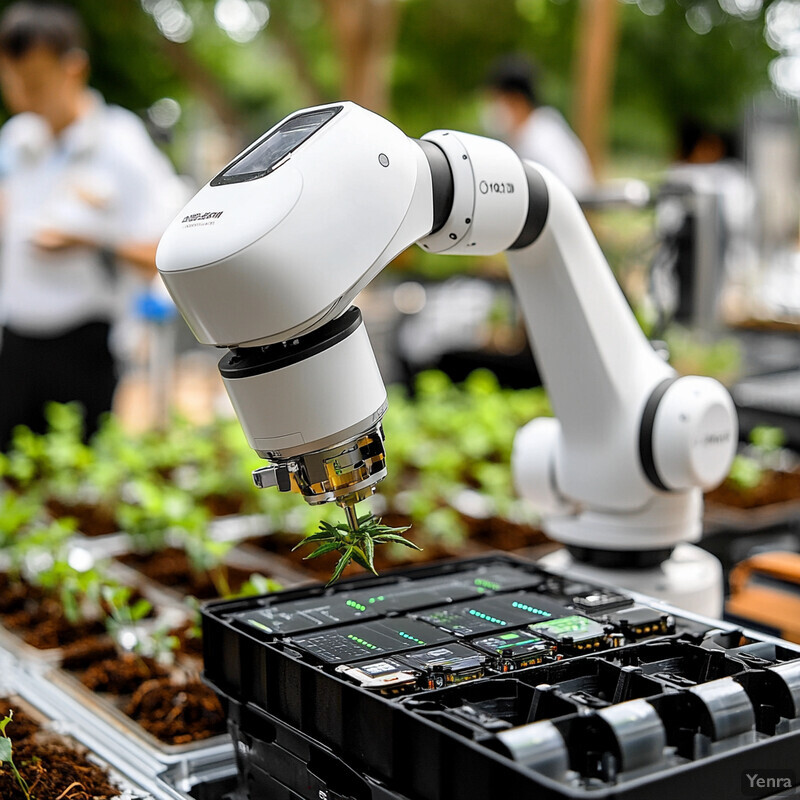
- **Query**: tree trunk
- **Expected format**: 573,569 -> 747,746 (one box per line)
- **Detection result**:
321,0 -> 400,113
572,0 -> 620,176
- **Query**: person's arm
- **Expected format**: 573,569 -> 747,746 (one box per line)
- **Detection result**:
32,229 -> 158,276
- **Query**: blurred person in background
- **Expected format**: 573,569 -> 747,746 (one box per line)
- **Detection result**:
483,54 -> 594,198
0,2 -> 185,447
651,117 -> 757,327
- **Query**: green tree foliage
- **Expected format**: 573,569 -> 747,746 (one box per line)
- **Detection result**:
0,1 -> 779,165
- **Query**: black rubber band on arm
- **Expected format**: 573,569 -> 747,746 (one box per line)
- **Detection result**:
415,139 -> 454,235
509,162 -> 549,250
219,306 -> 362,379
639,376 -> 680,492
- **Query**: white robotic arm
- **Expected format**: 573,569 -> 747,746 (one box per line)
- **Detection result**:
157,101 -> 737,594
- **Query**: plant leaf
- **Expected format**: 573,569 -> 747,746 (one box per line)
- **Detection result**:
0,737 -> 11,763
350,545 -> 377,575
303,541 -> 342,560
131,598 -> 153,622
327,547 -> 354,585
372,534 -> 423,550
361,535 -> 376,573
291,531 -> 335,551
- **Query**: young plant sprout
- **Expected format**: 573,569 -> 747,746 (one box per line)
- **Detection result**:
294,512 -> 420,585
102,585 -> 179,663
727,426 -> 791,492
0,711 -> 32,800
102,585 -> 153,648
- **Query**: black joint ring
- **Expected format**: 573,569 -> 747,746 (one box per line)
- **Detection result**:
639,376 -> 680,492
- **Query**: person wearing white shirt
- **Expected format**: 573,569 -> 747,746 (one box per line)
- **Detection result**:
484,55 -> 594,198
0,2 -> 185,446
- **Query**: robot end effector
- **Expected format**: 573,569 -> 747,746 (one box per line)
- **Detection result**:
155,102 -> 737,543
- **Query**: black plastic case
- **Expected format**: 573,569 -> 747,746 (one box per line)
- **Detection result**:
202,555 -> 800,800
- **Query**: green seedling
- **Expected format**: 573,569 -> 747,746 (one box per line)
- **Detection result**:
117,479 -> 209,553
102,585 -> 179,663
236,573 -> 282,597
727,426 -> 790,492
102,585 -> 153,642
182,531 -> 236,597
749,425 -> 786,454
0,711 -> 32,800
0,491 -> 43,548
727,454 -> 763,491
294,513 -> 421,585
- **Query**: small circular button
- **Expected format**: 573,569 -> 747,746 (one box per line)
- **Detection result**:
378,153 -> 390,167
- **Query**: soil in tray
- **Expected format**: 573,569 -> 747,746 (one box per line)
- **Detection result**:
116,547 -> 254,598
0,576 -> 105,650
79,653 -> 171,694
170,619 -> 204,658
462,515 -> 549,551
46,497 -> 118,537
60,635 -> 118,671
63,647 -> 224,746
705,469 -> 800,510
125,677 -> 226,745
0,696 -> 120,799
201,491 -> 250,517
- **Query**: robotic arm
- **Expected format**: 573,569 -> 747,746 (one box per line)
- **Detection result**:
156,102 -> 737,588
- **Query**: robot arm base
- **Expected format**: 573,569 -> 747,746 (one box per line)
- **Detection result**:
542,489 -> 704,554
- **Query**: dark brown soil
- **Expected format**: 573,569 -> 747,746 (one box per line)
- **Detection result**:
116,547 -> 253,599
80,653 -> 170,695
124,678 -> 226,745
60,635 -> 118,671
0,697 -> 119,799
705,469 -> 800,510
170,620 -> 204,658
0,574 -> 47,615
0,698 -> 40,743
201,492 -> 248,517
0,585 -> 105,650
462,515 -> 549,551
45,498 -> 118,538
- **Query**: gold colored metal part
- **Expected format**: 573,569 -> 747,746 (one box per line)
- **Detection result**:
292,426 -> 387,506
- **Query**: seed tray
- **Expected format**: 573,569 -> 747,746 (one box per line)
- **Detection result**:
202,554 -> 800,800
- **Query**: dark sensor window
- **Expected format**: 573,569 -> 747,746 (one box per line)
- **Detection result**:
211,106 -> 342,186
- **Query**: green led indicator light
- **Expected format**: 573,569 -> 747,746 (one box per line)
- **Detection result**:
512,601 -> 552,618
474,579 -> 501,591
398,631 -> 426,645
248,619 -> 273,633
346,600 -> 367,612
469,609 -> 507,626
347,634 -> 379,650
499,633 -> 519,641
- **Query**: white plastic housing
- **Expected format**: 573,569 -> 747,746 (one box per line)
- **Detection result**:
652,376 -> 738,491
512,417 -> 574,515
157,102 -> 434,347
419,130 -> 528,255
222,319 -> 386,458
507,165 -> 676,513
